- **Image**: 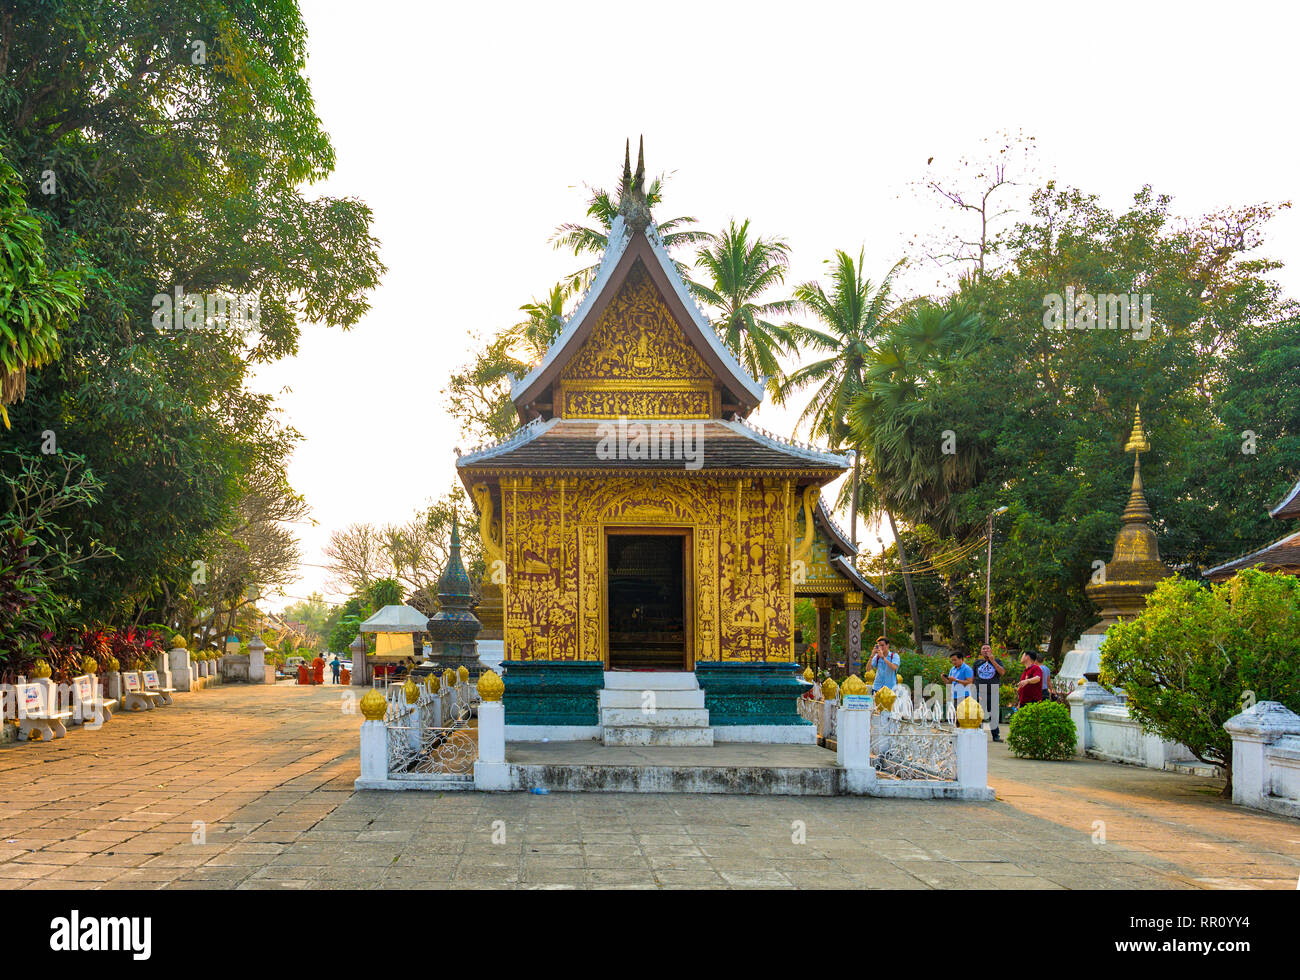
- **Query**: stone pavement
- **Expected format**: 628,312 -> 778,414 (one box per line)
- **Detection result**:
0,682 -> 1297,889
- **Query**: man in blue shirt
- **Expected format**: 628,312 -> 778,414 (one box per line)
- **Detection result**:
947,651 -> 974,710
869,637 -> 900,692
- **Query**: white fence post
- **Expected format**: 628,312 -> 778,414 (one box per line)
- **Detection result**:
1224,701 -> 1300,812
474,700 -> 510,790
954,727 -> 988,791
837,704 -> 874,793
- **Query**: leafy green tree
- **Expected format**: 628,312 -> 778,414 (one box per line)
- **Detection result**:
0,152 -> 85,428
328,614 -> 363,655
1101,569 -> 1300,795
687,219 -> 796,385
364,577 -> 403,609
0,1 -> 383,624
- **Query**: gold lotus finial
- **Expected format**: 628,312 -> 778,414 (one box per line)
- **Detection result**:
442,668 -> 456,689
403,678 -> 420,704
477,669 -> 504,702
873,685 -> 897,711
841,674 -> 869,698
802,666 -> 815,683
457,665 -> 469,683
821,677 -> 839,701
31,659 -> 52,679
81,656 -> 98,676
359,688 -> 387,721
956,696 -> 985,728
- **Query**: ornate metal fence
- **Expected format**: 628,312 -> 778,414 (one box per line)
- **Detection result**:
382,677 -> 478,776
807,684 -> 958,781
870,710 -> 957,780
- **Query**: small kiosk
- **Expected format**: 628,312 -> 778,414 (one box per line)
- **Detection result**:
356,604 -> 429,685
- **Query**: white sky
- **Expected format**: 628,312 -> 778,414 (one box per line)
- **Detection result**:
254,0 -> 1300,610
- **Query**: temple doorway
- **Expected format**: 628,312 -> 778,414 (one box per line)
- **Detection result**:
606,529 -> 689,670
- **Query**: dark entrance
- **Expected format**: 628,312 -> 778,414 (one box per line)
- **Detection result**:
607,532 -> 687,670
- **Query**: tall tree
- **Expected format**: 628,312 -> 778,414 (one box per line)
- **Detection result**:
779,251 -> 926,652
0,1 -> 383,626
687,219 -> 796,385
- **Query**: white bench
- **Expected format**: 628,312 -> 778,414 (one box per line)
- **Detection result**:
141,669 -> 175,705
121,672 -> 166,711
71,674 -> 118,726
16,681 -> 73,741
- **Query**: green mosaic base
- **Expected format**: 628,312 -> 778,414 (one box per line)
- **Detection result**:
501,660 -> 604,726
695,662 -> 812,726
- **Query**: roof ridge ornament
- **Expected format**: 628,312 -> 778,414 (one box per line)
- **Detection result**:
616,136 -> 653,233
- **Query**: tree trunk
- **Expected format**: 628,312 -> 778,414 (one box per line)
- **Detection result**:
1044,608 -> 1068,669
943,574 -> 969,656
887,510 -> 926,658
849,452 -> 859,549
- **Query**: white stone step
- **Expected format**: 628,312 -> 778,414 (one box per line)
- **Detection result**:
599,688 -> 705,709
603,725 -> 715,747
603,671 -> 698,691
600,707 -> 711,727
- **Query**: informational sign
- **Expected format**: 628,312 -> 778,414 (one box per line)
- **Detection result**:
842,695 -> 874,709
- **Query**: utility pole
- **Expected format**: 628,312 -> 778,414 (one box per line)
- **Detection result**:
985,506 -> 1009,645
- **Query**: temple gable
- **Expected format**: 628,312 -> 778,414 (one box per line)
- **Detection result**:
556,259 -> 719,419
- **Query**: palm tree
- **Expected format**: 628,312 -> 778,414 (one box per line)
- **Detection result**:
778,250 -> 922,650
847,297 -> 986,654
550,172 -> 710,294
687,219 -> 797,384
511,282 -> 569,362
776,251 -> 909,446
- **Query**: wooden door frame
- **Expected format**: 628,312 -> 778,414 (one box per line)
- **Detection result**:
601,524 -> 694,671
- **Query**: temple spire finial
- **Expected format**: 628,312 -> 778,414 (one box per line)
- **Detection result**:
1121,404 -> 1153,524
617,135 -> 653,233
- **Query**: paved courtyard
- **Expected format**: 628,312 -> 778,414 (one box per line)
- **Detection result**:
1,682 -> 1297,889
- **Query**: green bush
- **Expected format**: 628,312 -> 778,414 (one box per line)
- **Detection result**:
1101,568 -> 1300,796
1006,701 -> 1076,760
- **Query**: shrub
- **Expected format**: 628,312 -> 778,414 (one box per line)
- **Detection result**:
1006,701 -> 1076,760
1101,568 -> 1300,796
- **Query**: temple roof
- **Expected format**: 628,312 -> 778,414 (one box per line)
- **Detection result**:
1203,530 -> 1300,581
831,555 -> 890,606
1271,476 -> 1300,520
456,416 -> 851,474
814,495 -> 857,557
509,150 -> 763,421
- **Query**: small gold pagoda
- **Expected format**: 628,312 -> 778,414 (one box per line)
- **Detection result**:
1084,405 -> 1173,631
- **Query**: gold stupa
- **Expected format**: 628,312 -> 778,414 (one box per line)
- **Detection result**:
1084,405 -> 1172,632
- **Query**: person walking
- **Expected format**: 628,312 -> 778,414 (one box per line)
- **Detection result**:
1015,650 -> 1044,707
869,637 -> 900,692
1039,656 -> 1053,704
973,642 -> 1006,741
330,655 -> 341,684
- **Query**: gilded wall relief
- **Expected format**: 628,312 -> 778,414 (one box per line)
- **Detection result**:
558,261 -> 717,420
502,475 -> 794,664
563,388 -> 712,419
